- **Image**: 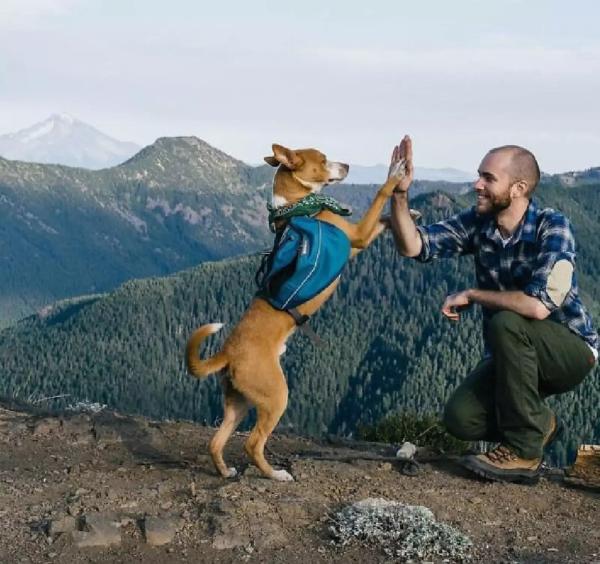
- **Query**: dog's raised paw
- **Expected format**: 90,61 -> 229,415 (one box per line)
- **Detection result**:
224,467 -> 238,478
271,469 -> 294,482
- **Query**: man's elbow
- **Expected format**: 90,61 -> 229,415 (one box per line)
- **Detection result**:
392,235 -> 422,258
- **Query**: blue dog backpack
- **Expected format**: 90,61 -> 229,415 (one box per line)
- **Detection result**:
255,215 -> 351,312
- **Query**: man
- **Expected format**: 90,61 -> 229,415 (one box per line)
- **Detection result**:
389,136 -> 598,483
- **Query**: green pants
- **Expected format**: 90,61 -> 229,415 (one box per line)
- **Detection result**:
443,311 -> 596,459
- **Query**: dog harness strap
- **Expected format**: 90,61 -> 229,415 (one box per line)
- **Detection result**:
288,307 -> 309,326
288,308 -> 325,347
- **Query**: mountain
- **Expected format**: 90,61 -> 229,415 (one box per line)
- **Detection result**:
344,164 -> 475,185
0,136 -> 273,326
1,136 -> 596,330
1,185 -> 598,467
0,140 -> 473,328
0,114 -> 140,169
548,166 -> 600,187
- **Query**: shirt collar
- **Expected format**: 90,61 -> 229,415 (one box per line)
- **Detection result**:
482,199 -> 538,245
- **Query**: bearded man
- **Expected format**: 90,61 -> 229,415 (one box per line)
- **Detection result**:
390,139 -> 598,483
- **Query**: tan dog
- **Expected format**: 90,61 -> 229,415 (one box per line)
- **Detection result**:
186,139 -> 412,481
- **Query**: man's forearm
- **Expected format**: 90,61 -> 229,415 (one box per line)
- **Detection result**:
390,192 -> 422,257
467,289 -> 550,320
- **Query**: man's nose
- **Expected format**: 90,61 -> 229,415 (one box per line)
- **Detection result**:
474,177 -> 484,191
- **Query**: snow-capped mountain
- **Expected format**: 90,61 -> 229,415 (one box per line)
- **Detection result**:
0,114 -> 141,169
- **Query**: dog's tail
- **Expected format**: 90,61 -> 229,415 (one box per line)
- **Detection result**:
185,323 -> 228,378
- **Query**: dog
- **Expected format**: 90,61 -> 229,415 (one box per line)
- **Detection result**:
186,140 -> 411,481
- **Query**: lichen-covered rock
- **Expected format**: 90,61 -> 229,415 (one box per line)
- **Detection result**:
329,497 -> 472,561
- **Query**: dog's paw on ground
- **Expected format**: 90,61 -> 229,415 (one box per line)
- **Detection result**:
224,467 -> 237,479
271,469 -> 294,482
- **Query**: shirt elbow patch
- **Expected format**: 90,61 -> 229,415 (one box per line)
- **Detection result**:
546,259 -> 573,307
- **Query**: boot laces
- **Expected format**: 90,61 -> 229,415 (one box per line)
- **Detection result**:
485,445 -> 518,463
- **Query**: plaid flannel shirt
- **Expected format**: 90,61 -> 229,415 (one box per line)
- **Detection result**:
415,199 -> 599,355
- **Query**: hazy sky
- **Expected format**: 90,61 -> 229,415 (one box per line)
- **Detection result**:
1,0 -> 599,172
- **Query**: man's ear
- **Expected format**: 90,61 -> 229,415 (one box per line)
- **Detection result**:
512,179 -> 529,197
264,144 -> 303,170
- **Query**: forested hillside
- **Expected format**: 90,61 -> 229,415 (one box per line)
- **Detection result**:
0,135 -> 472,328
1,183 -> 598,466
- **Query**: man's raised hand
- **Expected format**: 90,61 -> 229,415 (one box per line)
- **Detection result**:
388,135 -> 413,194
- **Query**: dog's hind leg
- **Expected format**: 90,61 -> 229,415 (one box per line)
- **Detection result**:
209,378 -> 249,478
243,370 -> 292,481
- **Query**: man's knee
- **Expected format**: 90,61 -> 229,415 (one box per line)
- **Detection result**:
488,310 -> 529,346
443,396 -> 484,441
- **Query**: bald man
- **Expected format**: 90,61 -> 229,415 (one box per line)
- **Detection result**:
390,140 -> 598,484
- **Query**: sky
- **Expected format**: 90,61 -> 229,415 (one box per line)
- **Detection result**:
1,0 -> 599,173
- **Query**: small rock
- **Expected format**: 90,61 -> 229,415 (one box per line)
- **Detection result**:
33,418 -> 61,437
212,530 -> 249,550
72,513 -> 121,548
379,462 -> 393,472
469,497 -> 483,505
144,516 -> 181,546
396,441 -> 417,460
48,515 -> 76,536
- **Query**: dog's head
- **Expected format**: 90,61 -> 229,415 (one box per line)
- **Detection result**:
265,144 -> 349,206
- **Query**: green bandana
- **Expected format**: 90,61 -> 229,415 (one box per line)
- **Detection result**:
267,193 -> 352,231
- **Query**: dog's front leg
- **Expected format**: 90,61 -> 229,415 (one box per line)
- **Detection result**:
317,180 -> 395,251
350,218 -> 388,258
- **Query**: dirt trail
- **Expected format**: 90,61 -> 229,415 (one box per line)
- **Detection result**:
0,404 -> 598,563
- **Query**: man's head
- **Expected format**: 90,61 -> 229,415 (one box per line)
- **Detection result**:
474,145 -> 540,216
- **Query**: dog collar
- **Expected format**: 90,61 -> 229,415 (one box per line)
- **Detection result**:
267,193 -> 352,231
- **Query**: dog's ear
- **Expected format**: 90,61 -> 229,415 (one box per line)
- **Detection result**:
264,156 -> 279,167
264,144 -> 303,170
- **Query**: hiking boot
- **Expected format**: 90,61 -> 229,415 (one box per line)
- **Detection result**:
542,413 -> 563,449
460,444 -> 542,484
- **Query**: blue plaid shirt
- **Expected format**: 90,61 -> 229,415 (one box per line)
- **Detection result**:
415,199 -> 599,354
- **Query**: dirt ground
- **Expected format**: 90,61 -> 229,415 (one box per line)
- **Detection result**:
0,403 -> 598,564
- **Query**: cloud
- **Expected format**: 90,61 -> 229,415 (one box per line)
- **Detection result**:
0,0 -> 81,29
310,45 -> 600,77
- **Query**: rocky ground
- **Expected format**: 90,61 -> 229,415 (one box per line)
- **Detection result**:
0,401 -> 598,564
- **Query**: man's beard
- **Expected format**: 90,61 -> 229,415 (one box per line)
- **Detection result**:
477,191 -> 512,216
489,192 -> 512,214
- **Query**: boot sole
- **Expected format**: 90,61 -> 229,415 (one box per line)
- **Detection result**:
460,457 -> 541,485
